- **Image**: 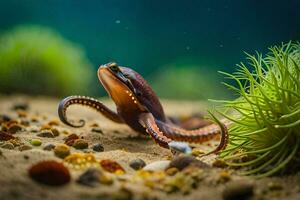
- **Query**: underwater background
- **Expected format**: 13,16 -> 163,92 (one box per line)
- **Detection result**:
0,0 -> 299,99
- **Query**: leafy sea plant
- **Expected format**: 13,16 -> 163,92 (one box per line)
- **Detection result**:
214,42 -> 300,177
0,25 -> 93,96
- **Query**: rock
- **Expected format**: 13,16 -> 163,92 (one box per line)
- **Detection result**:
54,144 -> 70,158
165,167 -> 179,176
73,139 -> 88,149
100,159 -> 125,174
0,115 -> 11,123
30,138 -> 42,146
219,171 -> 231,183
168,155 -> 209,171
191,148 -> 204,156
19,145 -> 32,151
92,143 -> 104,152
12,102 -> 29,111
268,182 -> 283,190
212,159 -> 228,168
50,128 -> 60,136
223,181 -> 254,200
37,130 -> 54,138
143,160 -> 170,171
43,143 -> 55,151
64,133 -> 79,146
0,131 -> 16,141
29,160 -> 70,186
76,168 -> 102,187
168,141 -> 192,154
1,142 -> 14,149
129,158 -> 146,170
91,127 -> 103,134
7,124 -> 23,134
48,120 -> 60,126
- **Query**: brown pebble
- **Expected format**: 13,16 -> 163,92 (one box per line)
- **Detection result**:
7,124 -> 23,134
37,130 -> 54,138
100,159 -> 125,174
48,120 -> 60,126
64,134 -> 79,146
54,144 -> 70,158
1,142 -> 14,149
19,145 -> 32,151
0,131 -> 16,141
212,159 -> 228,168
165,167 -> 179,176
73,139 -> 89,149
91,128 -> 103,134
29,160 -> 70,186
223,181 -> 254,200
168,155 -> 209,171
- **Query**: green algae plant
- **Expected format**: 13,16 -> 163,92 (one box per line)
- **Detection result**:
0,25 -> 93,96
214,42 -> 300,177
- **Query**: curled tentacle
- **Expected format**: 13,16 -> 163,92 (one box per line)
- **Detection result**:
58,95 -> 123,128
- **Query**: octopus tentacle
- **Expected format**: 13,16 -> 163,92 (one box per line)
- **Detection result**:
58,95 -> 123,128
138,113 -> 172,148
156,119 -> 231,143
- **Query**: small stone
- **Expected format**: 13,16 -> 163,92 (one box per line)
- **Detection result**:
48,120 -> 60,126
54,144 -> 70,158
37,130 -> 54,138
17,110 -> 28,118
0,131 -> 16,141
29,160 -> 70,186
212,159 -> 228,168
20,120 -> 30,126
43,143 -> 55,151
223,181 -> 254,200
64,133 -> 79,146
91,127 -> 103,134
143,160 -> 170,171
129,158 -> 146,170
76,168 -> 102,187
0,115 -> 11,123
191,148 -> 204,156
30,139 -> 42,146
19,145 -> 32,151
7,124 -> 23,134
100,159 -> 125,174
1,142 -> 14,149
51,128 -> 60,136
168,141 -> 192,154
219,171 -> 231,183
165,167 -> 179,176
168,155 -> 209,171
92,143 -> 104,152
12,102 -> 29,111
73,139 -> 88,149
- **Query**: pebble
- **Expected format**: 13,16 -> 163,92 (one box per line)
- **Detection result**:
191,148 -> 204,156
1,142 -> 14,149
29,160 -> 70,186
73,139 -> 89,149
212,159 -> 228,168
168,155 -> 209,171
0,131 -> 16,141
0,115 -> 11,123
129,158 -> 146,170
50,128 -> 60,136
7,124 -> 23,134
100,159 -> 125,174
143,160 -> 170,171
54,144 -> 70,158
268,182 -> 283,190
76,168 -> 102,187
64,133 -> 79,146
19,145 -> 32,151
30,138 -> 42,146
168,141 -> 192,154
91,127 -> 103,134
219,171 -> 231,183
43,143 -> 56,151
12,102 -> 29,111
165,167 -> 179,176
222,181 -> 254,200
37,130 -> 54,138
92,143 -> 104,152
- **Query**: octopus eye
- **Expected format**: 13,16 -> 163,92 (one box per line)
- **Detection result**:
110,65 -> 119,73
136,91 -> 142,97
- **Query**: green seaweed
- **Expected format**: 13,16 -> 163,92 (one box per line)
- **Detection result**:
213,41 -> 300,177
0,25 -> 93,96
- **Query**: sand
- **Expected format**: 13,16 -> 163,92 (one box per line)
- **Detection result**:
0,95 -> 299,200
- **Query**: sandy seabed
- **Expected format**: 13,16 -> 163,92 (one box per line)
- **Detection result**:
0,95 -> 299,200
